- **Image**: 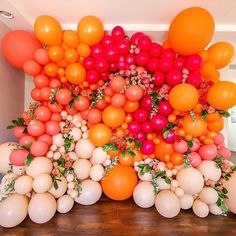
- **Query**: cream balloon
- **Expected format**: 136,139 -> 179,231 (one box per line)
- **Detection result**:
52,133 -> 64,147
192,199 -> 209,218
71,113 -> 83,125
69,127 -> 82,142
12,165 -> 26,175
14,175 -> 33,194
26,157 -> 53,178
156,176 -> 171,190
75,139 -> 95,159
176,167 -> 204,195
67,151 -> 78,161
199,187 -> 218,205
138,170 -> 152,181
155,190 -> 181,218
133,181 -> 155,208
197,160 -> 221,181
209,203 -> 222,215
75,180 -> 102,205
49,176 -> 67,198
0,194 -> 28,228
57,195 -> 74,213
180,194 -> 194,210
92,147 -> 107,164
28,193 -> 57,224
73,159 -> 92,180
0,142 -> 17,174
89,164 -> 104,181
222,172 -> 236,214
33,174 -> 53,193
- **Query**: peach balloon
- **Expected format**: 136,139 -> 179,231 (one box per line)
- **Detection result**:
0,194 -> 28,228
89,164 -> 104,181
49,176 -> 67,198
199,187 -> 218,205
75,139 -> 95,159
92,147 -> 108,164
73,159 -> 92,180
180,194 -> 194,210
57,195 -> 74,214
197,160 -> 221,181
192,199 -> 209,218
33,173 -> 53,193
14,175 -> 33,194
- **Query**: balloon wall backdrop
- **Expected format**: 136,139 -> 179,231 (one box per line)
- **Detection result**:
1,7 -> 236,227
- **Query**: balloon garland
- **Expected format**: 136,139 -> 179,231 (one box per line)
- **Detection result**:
1,7 -> 236,227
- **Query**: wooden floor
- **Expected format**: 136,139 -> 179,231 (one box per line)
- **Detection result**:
1,197 -> 236,236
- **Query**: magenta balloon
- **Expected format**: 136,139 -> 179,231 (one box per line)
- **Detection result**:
185,54 -> 202,71
128,121 -> 141,134
141,140 -> 155,155
151,114 -> 168,131
134,109 -> 148,123
198,144 -> 217,160
162,130 -> 175,144
158,101 -> 173,116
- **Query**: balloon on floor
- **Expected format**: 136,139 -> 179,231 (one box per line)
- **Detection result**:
1,7 -> 236,228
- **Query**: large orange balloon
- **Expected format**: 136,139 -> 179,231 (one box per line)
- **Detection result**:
168,7 -> 214,55
182,115 -> 207,137
207,81 -> 236,110
155,139 -> 174,160
34,15 -> 63,46
102,105 -> 125,128
77,16 -> 104,46
169,84 -> 199,111
101,164 -> 138,200
2,30 -> 41,69
65,63 -> 86,85
208,42 -> 235,69
88,123 -> 112,147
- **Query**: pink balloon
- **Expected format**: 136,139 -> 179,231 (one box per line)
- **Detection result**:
188,152 -> 201,168
34,48 -> 50,65
45,121 -> 60,136
30,140 -> 48,156
37,134 -> 52,146
13,126 -> 26,139
218,146 -> 232,160
190,138 -> 200,152
19,135 -> 36,146
173,140 -> 188,153
214,133 -> 225,145
9,149 -> 29,166
199,144 -> 217,160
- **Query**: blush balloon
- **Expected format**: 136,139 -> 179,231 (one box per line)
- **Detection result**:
217,146 -> 232,160
45,121 -> 60,136
13,126 -> 26,139
214,133 -> 225,145
9,149 -> 29,166
19,135 -> 36,146
199,144 -> 217,160
37,134 -> 52,146
173,140 -> 188,153
30,140 -> 48,156
190,138 -> 201,152
188,152 -> 202,168
27,121 -> 45,137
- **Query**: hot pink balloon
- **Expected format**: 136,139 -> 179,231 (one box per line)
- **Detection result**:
188,152 -> 201,168
199,144 -> 217,160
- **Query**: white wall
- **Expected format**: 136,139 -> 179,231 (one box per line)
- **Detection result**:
0,21 -> 25,143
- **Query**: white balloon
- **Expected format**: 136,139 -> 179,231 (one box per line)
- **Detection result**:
33,174 -> 53,193
75,139 -> 95,159
180,194 -> 194,210
28,193 -> 57,224
75,180 -> 102,205
0,194 -> 28,228
138,170 -> 152,181
209,203 -> 222,215
49,176 -> 67,199
69,127 -> 82,142
199,187 -> 218,205
155,190 -> 180,218
92,147 -> 107,164
57,195 -> 74,214
73,159 -> 92,180
0,142 -> 17,174
133,181 -> 155,208
90,164 -> 104,181
176,167 -> 204,195
222,172 -> 236,214
26,157 -> 53,178
156,176 -> 170,190
52,133 -> 64,147
12,165 -> 26,175
192,199 -> 209,218
14,175 -> 33,194
198,160 -> 221,181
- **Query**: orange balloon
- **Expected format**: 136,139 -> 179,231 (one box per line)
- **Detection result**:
77,43 -> 91,57
65,63 -> 86,85
170,152 -> 184,166
169,83 -> 199,111
200,62 -> 216,79
119,152 -> 134,166
182,115 -> 207,137
207,81 -> 236,110
206,112 -> 221,123
132,149 -> 143,162
34,15 -> 62,46
44,62 -> 58,77
63,30 -> 79,48
77,16 -> 104,46
168,7 -> 214,55
88,123 -> 111,147
199,50 -> 209,64
65,48 -> 78,63
208,42 -> 235,69
123,101 -> 139,113
207,117 -> 224,132
155,140 -> 174,160
101,164 -> 138,200
102,105 -> 125,128
162,39 -> 171,49
48,46 -> 64,62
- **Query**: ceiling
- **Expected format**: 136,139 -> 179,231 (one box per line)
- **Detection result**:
0,0 -> 236,46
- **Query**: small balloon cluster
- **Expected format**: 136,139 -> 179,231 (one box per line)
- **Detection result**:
1,7 -> 236,228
